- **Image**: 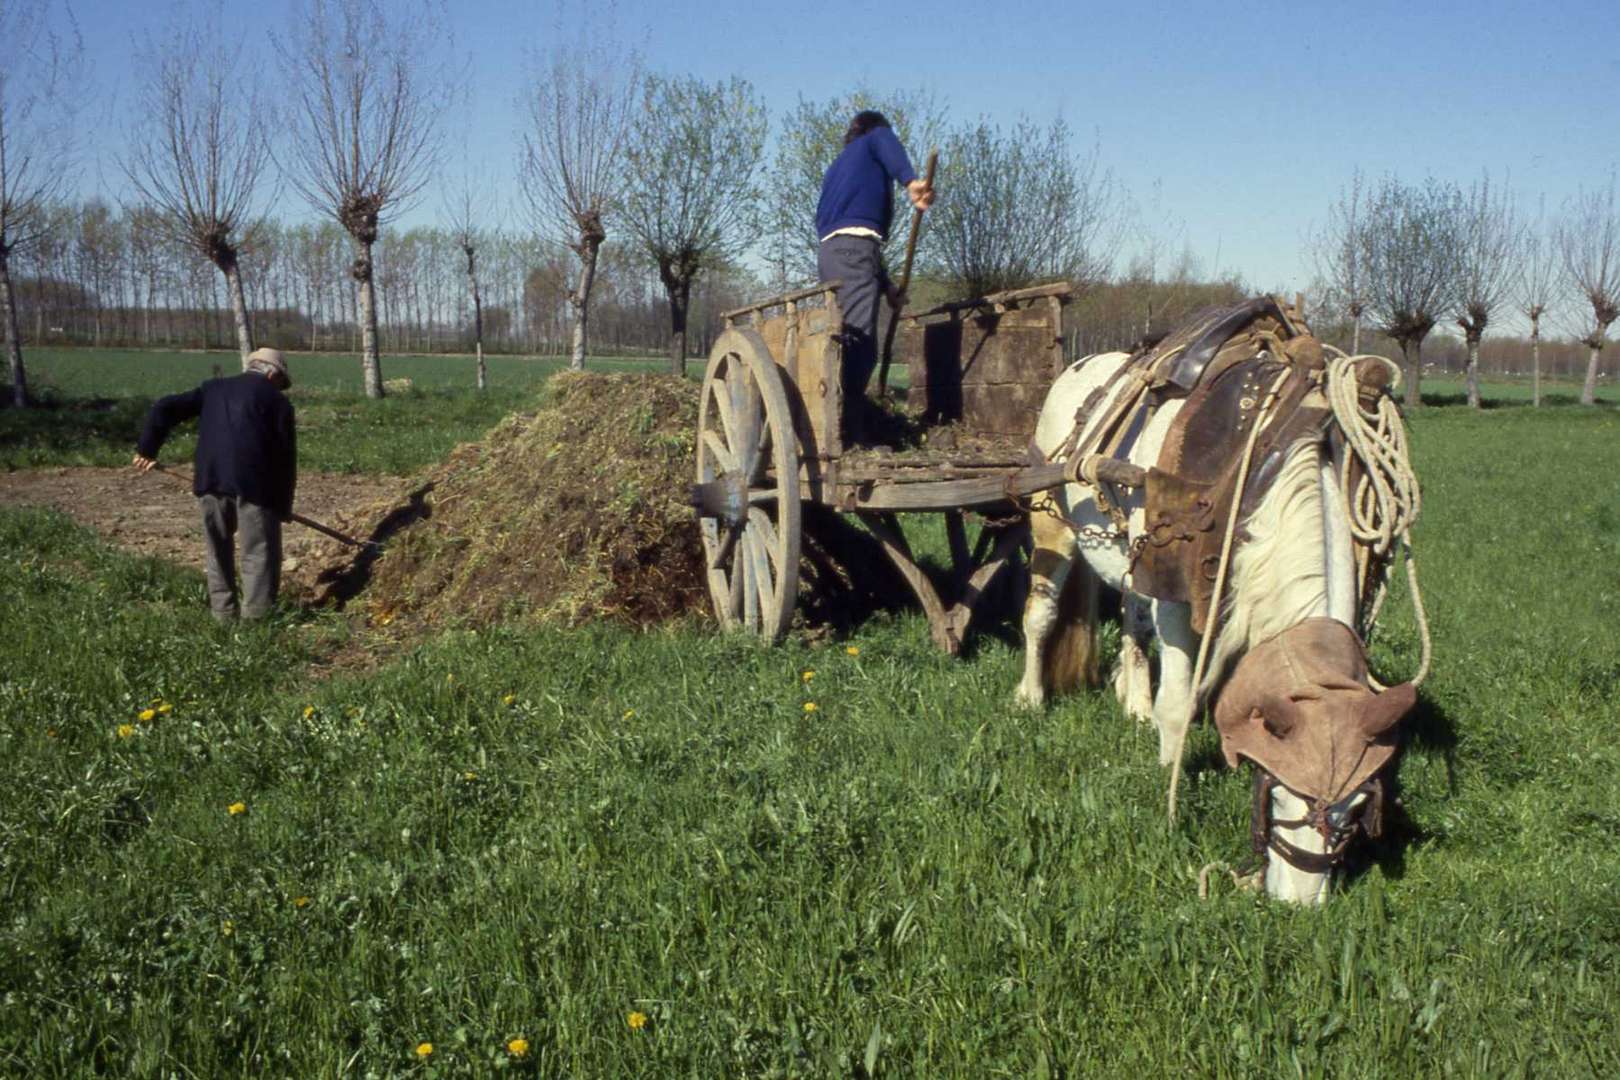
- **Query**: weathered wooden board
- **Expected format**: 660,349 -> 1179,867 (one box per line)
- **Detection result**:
901,287 -> 1069,438
746,292 -> 844,461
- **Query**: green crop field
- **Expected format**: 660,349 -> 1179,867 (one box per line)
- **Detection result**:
1,348 -> 1618,1076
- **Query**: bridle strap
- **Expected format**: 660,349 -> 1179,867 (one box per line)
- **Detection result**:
1268,830 -> 1352,875
1252,770 -> 1381,876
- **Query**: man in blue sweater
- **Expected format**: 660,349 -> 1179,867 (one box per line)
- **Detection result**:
133,348 -> 297,622
816,110 -> 934,445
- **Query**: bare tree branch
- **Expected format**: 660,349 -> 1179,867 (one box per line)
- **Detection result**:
1452,173 -> 1523,408
518,35 -> 640,370
930,116 -> 1121,298
443,167 -> 489,389
1358,174 -> 1467,407
124,1 -> 271,366
277,0 -> 451,397
1313,170 -> 1369,352
622,73 -> 766,374
1555,175 -> 1620,405
1518,195 -> 1561,407
0,0 -> 83,406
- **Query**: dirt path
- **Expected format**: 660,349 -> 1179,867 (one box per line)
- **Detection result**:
0,466 -> 398,576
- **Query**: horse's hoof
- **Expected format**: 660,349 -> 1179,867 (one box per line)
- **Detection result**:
1014,684 -> 1046,710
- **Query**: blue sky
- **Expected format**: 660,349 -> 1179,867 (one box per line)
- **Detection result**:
69,0 -> 1620,306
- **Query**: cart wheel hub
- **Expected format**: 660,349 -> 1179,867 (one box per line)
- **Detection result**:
689,471 -> 750,527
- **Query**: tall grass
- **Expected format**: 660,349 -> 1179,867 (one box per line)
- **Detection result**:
0,358 -> 1617,1075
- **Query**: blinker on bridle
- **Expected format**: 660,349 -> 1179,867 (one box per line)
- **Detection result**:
1250,770 -> 1385,876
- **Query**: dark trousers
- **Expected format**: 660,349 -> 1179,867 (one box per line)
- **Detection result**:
199,493 -> 282,621
818,234 -> 891,441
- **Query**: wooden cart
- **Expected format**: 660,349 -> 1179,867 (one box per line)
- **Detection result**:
690,280 -> 1091,653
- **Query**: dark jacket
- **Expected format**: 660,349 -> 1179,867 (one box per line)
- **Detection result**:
815,126 -> 918,242
137,373 -> 297,520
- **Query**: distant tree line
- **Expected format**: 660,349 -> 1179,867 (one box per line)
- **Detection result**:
5,203 -> 762,359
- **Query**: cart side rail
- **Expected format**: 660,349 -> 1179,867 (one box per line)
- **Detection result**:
721,281 -> 844,324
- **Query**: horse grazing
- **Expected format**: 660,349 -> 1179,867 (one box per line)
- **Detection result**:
1016,303 -> 1422,905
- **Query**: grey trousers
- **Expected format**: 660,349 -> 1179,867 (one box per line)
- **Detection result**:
818,234 -> 891,438
199,494 -> 282,621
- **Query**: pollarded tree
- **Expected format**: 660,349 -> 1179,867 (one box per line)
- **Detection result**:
519,39 -> 640,371
1314,170 -> 1369,353
1518,198 -> 1560,408
1358,175 -> 1466,408
1452,174 -> 1522,409
931,116 -> 1120,297
125,4 -> 270,368
279,0 -> 449,398
1555,178 -> 1620,406
443,174 -> 488,389
764,88 -> 945,289
623,74 -> 767,375
0,0 -> 81,406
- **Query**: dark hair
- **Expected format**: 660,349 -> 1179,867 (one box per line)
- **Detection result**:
843,110 -> 891,145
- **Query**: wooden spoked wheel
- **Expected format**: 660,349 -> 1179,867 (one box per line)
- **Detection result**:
694,327 -> 802,641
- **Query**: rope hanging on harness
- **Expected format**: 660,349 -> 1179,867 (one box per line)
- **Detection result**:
1324,350 -> 1432,689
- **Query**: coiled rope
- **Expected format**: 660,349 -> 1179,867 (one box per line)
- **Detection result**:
1324,350 -> 1432,689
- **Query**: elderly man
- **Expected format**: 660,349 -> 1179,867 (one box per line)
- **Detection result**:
133,348 -> 297,621
816,109 -> 934,445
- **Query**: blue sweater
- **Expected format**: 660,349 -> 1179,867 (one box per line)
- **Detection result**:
138,372 -> 297,520
815,127 -> 918,242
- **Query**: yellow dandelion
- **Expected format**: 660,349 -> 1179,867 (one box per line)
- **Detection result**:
846,645 -> 860,656
302,705 -> 315,720
506,1036 -> 530,1057
463,770 -> 478,781
802,670 -> 815,682
415,1042 -> 434,1059
502,694 -> 516,706
117,724 -> 136,739
627,1011 -> 648,1031
227,801 -> 247,816
293,896 -> 310,908
157,702 -> 173,714
803,702 -> 818,713
623,708 -> 635,720
221,920 -> 234,936
137,707 -> 157,722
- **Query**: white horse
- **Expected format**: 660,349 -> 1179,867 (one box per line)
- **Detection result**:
1016,350 -> 1414,904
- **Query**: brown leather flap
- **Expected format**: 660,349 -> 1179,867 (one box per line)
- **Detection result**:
1213,619 -> 1407,802
1133,468 -> 1221,628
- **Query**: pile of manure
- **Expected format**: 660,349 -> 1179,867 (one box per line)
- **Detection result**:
294,372 -> 707,631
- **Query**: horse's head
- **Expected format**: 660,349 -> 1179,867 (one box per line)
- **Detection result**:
1214,618 -> 1416,905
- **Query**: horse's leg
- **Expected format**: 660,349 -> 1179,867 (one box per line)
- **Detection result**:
1016,505 -> 1075,708
1149,600 -> 1200,767
1113,592 -> 1155,724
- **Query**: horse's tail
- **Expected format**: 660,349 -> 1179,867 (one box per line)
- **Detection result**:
1041,555 -> 1102,693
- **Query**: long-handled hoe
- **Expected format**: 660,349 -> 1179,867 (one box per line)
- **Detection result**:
141,463 -> 382,552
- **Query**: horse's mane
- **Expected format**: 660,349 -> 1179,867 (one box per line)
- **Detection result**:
1198,438 -> 1331,700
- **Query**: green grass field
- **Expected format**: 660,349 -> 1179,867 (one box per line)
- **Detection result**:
1,349 -> 1618,1076
4,348 -> 674,475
